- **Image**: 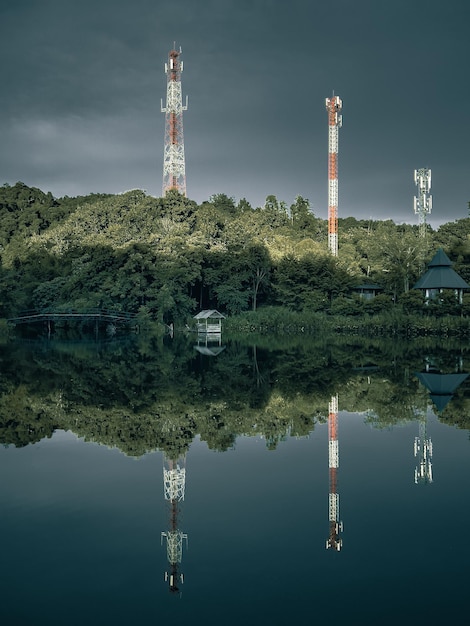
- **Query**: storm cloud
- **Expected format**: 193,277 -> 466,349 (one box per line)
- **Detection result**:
1,0 -> 469,225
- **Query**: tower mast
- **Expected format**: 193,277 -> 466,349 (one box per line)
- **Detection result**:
325,95 -> 342,256
326,394 -> 343,550
414,168 -> 432,239
161,44 -> 188,196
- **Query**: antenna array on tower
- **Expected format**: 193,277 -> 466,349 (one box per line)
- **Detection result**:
414,168 -> 432,238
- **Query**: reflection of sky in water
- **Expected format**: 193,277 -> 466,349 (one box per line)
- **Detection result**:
1,411 -> 469,625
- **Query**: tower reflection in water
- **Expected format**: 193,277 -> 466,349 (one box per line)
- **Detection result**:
156,358 -> 469,584
413,410 -> 433,485
326,394 -> 343,551
161,454 -> 188,594
414,359 -> 469,485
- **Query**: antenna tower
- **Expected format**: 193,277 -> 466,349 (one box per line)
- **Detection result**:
161,44 -> 188,196
414,411 -> 433,485
326,95 -> 342,256
326,394 -> 343,550
414,168 -> 432,238
161,454 -> 188,594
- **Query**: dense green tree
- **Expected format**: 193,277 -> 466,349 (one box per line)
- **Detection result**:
237,197 -> 253,212
261,195 -> 289,229
209,193 -> 237,216
365,223 -> 424,294
273,253 -> 354,311
289,195 -> 316,231
246,244 -> 271,311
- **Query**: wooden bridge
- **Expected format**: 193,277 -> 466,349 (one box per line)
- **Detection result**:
7,308 -> 137,326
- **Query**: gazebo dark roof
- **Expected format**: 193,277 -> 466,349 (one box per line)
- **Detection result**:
413,248 -> 469,290
415,371 -> 469,412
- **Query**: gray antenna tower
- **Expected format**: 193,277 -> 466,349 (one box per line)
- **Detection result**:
414,168 -> 432,238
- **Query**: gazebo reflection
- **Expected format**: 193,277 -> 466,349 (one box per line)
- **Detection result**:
413,361 -> 469,485
415,368 -> 469,414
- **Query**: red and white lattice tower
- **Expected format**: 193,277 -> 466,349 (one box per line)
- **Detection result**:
325,95 -> 342,256
161,454 -> 188,594
161,44 -> 188,196
326,394 -> 343,550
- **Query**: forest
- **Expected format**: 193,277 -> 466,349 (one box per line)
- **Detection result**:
1,181 -> 470,327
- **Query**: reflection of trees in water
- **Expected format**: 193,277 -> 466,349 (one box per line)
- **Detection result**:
1,336 -> 469,455
0,384 -> 56,447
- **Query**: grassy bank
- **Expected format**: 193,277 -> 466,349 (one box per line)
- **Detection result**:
0,319 -> 11,340
224,307 -> 470,338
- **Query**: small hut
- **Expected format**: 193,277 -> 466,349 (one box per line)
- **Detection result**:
193,310 -> 225,334
413,248 -> 469,304
353,283 -> 383,301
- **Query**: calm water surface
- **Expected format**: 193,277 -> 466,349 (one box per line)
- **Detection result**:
1,337 -> 469,625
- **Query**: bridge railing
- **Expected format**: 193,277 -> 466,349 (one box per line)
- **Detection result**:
7,308 -> 137,324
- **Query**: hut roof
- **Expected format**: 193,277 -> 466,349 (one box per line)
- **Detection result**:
413,248 -> 470,290
193,309 -> 225,320
354,284 -> 383,291
427,248 -> 452,267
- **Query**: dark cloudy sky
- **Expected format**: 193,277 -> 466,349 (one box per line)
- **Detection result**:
1,0 -> 469,225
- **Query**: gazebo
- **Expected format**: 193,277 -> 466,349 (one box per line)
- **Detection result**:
193,310 -> 225,334
413,248 -> 469,304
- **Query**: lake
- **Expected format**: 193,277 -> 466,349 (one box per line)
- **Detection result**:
1,333 -> 469,625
